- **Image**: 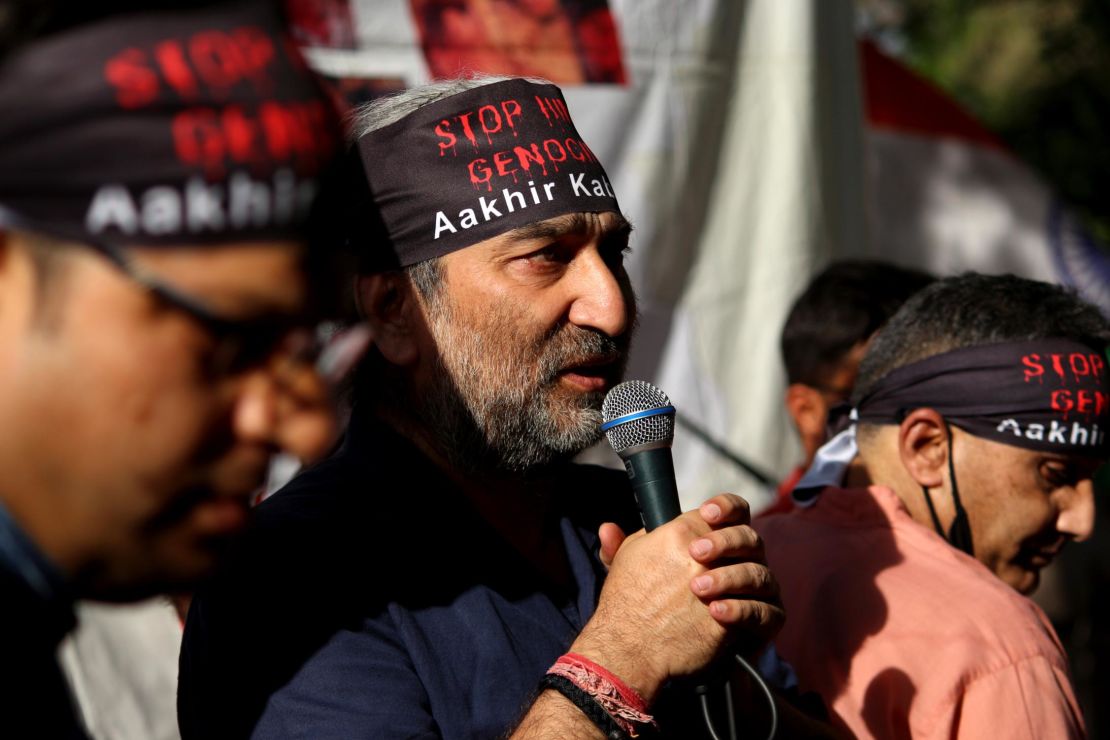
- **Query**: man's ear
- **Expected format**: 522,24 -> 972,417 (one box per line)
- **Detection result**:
785,384 -> 823,435
0,228 -> 11,275
897,408 -> 949,489
785,383 -> 828,459
355,272 -> 422,367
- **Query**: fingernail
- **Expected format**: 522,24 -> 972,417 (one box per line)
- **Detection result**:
693,575 -> 713,593
710,601 -> 727,616
691,539 -> 712,558
701,503 -> 721,521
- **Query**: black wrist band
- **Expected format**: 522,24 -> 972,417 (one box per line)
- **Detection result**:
539,674 -> 630,740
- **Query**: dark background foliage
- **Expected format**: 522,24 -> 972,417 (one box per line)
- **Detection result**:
861,0 -> 1110,243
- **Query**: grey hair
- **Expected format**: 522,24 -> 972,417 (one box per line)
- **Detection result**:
407,255 -> 443,301
347,74 -> 552,140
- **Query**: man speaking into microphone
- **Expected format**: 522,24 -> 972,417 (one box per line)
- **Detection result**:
179,76 -> 833,738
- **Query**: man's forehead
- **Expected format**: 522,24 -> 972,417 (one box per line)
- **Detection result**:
491,211 -> 631,250
129,240 -> 311,317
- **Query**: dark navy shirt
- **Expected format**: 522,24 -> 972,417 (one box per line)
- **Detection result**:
0,499 -> 84,738
179,411 -> 661,739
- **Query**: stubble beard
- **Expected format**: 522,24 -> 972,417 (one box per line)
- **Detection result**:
416,295 -> 630,474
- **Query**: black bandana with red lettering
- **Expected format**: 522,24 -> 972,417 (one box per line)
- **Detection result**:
355,78 -> 621,267
0,1 -> 342,246
857,339 -> 1110,457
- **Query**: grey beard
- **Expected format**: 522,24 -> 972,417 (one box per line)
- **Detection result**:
416,303 -> 624,474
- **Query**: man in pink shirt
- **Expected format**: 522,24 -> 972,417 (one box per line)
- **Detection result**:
756,273 -> 1103,739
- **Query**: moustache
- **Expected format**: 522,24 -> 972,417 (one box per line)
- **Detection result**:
536,326 -> 629,386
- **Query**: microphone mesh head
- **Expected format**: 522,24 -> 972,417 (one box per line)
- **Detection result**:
601,380 -> 675,454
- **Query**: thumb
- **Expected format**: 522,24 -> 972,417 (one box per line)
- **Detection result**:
598,522 -> 627,570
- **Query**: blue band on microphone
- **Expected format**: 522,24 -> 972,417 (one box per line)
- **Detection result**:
599,406 -> 676,432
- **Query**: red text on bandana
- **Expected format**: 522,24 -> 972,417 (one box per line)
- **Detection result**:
433,94 -> 600,192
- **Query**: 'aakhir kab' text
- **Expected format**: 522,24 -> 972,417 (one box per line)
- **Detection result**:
433,172 -> 616,240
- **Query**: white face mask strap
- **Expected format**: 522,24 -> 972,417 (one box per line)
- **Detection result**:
791,416 -> 859,507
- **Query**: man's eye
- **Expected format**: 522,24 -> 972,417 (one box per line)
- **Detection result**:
525,244 -> 568,264
1040,461 -> 1078,488
203,321 -> 301,376
598,234 -> 631,266
604,243 -> 631,266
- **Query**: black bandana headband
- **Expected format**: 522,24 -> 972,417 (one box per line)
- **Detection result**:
355,78 -> 621,267
0,2 -> 342,247
858,339 -> 1110,457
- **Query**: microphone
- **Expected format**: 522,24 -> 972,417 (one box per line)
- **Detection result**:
601,380 -> 680,530
602,381 -> 780,738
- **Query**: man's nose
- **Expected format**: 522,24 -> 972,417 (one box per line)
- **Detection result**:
1058,479 -> 1096,542
232,364 -> 338,464
566,248 -> 630,338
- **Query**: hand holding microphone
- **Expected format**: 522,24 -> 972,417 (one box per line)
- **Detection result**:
569,381 -> 784,704
599,380 -> 781,633
591,381 -> 784,739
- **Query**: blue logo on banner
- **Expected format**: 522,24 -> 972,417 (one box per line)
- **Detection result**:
1048,200 -> 1110,316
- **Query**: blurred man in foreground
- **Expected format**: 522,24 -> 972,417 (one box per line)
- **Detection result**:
757,273 -> 1101,738
180,76 -> 842,739
0,3 -> 342,734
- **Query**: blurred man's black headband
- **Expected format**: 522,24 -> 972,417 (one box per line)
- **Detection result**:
858,339 -> 1110,457
0,1 -> 342,247
354,78 -> 621,267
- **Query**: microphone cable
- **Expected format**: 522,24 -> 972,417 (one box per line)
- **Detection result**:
697,654 -> 778,740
